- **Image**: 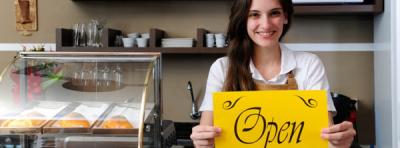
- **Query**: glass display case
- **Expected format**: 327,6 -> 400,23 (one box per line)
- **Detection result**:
0,52 -> 167,148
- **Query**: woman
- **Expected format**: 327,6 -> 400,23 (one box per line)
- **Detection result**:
190,0 -> 356,147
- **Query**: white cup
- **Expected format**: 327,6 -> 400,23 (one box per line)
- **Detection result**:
215,33 -> 225,39
206,40 -> 215,48
141,33 -> 150,39
206,33 -> 215,48
136,38 -> 149,48
127,32 -> 140,38
216,38 -> 226,48
206,33 -> 214,39
122,38 -> 135,48
214,33 -> 226,48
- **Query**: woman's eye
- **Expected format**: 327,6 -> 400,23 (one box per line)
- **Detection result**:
249,13 -> 259,17
270,11 -> 282,17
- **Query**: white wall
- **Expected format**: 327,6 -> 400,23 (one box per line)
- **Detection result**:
395,0 -> 400,146
374,0 -> 399,147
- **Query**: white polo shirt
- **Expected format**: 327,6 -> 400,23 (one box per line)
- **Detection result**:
199,44 -> 336,112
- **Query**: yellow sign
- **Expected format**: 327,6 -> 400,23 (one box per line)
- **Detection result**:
214,90 -> 329,148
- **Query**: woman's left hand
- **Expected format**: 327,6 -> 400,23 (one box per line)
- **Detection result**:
321,121 -> 356,148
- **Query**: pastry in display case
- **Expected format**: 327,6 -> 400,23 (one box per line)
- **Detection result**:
0,101 -> 70,134
44,102 -> 110,133
0,52 -> 173,148
102,115 -> 133,129
92,103 -> 154,135
2,111 -> 45,128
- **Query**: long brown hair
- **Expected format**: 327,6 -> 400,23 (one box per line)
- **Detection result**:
223,0 -> 294,91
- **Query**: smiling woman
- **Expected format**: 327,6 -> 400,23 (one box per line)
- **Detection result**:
190,0 -> 356,147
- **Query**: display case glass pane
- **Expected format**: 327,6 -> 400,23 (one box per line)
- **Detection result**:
0,52 -> 161,148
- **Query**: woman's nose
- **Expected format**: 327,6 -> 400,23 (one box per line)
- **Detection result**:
259,15 -> 272,28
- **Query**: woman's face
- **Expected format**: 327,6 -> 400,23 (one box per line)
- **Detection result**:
247,0 -> 287,49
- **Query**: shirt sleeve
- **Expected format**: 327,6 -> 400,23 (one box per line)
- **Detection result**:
199,58 -> 226,111
305,55 -> 336,112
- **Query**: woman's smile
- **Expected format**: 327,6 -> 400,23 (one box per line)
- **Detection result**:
256,30 -> 276,38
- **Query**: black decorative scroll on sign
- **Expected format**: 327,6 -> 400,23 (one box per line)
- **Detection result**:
223,97 -> 242,110
296,95 -> 318,108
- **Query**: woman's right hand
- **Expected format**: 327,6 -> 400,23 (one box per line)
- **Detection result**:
190,125 -> 221,148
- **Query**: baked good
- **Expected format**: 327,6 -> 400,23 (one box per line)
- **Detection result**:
102,115 -> 133,129
1,111 -> 45,128
59,112 -> 90,128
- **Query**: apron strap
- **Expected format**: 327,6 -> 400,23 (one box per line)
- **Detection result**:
286,70 -> 298,90
254,70 -> 298,90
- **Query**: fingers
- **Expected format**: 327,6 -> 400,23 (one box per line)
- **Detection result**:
321,127 -> 355,141
191,130 -> 220,140
329,136 -> 353,146
192,125 -> 221,133
191,125 -> 221,139
190,125 -> 221,148
322,121 -> 353,134
321,121 -> 356,147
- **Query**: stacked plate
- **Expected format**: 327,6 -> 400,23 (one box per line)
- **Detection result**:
161,38 -> 194,48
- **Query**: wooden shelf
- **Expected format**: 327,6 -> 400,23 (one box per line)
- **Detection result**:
56,28 -> 227,54
56,47 -> 227,54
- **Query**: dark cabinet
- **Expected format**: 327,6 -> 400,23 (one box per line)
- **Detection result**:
293,0 -> 383,15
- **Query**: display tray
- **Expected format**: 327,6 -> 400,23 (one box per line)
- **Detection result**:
92,103 -> 153,135
0,122 -> 43,134
0,101 -> 154,135
0,101 -> 71,134
43,102 -> 111,134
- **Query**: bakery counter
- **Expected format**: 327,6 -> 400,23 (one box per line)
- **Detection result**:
0,52 -> 165,147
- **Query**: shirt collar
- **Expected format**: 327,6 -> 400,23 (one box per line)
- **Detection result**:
250,44 -> 297,80
280,44 -> 296,75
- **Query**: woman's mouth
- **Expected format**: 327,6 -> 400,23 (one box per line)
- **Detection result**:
256,31 -> 275,38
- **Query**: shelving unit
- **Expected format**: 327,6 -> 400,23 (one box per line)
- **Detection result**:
70,0 -> 383,15
56,28 -> 228,54
59,0 -> 383,54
